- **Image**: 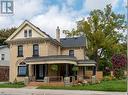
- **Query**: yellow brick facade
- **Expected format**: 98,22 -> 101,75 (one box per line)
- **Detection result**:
6,20 -> 97,83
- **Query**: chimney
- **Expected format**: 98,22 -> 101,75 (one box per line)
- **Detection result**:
56,26 -> 60,42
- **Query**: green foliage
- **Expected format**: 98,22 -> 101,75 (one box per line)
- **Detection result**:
0,82 -> 25,88
72,66 -> 78,72
102,76 -> 111,81
98,58 -> 112,76
114,68 -> 124,79
37,80 -> 127,92
51,65 -> 58,72
63,4 -> 125,69
0,27 -> 16,45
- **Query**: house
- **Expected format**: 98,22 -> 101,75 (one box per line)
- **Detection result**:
6,20 -> 98,83
0,45 -> 10,81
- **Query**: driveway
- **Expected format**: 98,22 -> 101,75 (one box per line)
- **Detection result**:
0,88 -> 126,95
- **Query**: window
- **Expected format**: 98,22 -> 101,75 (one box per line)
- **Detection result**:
18,45 -> 23,57
33,44 -> 39,56
18,66 -> 27,76
1,54 -> 5,60
29,29 -> 32,37
24,30 -> 27,37
69,50 -> 74,57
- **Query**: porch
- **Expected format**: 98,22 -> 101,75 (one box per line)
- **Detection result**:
28,64 -> 76,82
24,55 -> 97,85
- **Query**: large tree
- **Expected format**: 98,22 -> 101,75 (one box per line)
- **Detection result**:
0,27 -> 16,45
64,4 -> 125,69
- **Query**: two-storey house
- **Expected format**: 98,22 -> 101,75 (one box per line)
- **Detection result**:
6,20 -> 97,83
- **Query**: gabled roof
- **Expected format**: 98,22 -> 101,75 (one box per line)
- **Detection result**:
60,36 -> 86,48
6,20 -> 52,41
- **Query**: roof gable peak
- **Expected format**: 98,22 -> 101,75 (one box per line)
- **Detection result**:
6,20 -> 51,41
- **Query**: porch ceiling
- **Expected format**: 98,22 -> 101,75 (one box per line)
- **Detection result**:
24,55 -> 77,65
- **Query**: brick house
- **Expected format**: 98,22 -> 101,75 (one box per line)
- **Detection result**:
6,20 -> 97,83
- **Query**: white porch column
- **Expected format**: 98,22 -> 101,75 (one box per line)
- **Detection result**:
28,64 -> 32,77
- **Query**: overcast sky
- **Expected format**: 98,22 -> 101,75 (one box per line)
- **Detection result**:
0,0 -> 126,38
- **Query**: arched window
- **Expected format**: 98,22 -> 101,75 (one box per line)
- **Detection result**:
18,62 -> 27,76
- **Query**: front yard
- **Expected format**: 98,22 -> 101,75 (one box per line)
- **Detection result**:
37,80 -> 127,92
0,82 -> 25,88
0,80 -> 126,92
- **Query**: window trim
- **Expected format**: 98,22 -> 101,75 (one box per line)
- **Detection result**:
17,45 -> 23,57
24,30 -> 27,37
1,54 -> 5,60
29,29 -> 32,37
17,65 -> 28,77
33,44 -> 39,57
69,50 -> 74,57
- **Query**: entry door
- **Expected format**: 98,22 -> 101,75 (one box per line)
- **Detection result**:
36,65 -> 45,80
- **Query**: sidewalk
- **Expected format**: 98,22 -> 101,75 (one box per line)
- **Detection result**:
0,88 -> 126,95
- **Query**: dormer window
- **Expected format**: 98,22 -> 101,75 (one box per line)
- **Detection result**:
29,29 -> 32,37
24,30 -> 27,37
69,50 -> 74,57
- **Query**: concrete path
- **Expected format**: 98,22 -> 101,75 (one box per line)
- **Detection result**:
0,88 -> 126,95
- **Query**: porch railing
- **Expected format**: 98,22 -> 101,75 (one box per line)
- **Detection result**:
48,76 -> 63,82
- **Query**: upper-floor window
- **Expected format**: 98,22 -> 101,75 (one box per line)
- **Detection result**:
24,30 -> 27,37
18,45 -> 23,57
1,54 -> 5,60
69,50 -> 74,57
33,44 -> 39,57
29,29 -> 32,37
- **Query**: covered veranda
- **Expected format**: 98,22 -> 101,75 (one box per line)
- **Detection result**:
24,55 -> 77,82
24,55 -> 97,83
77,60 -> 96,82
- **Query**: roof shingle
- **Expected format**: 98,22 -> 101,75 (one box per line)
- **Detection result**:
60,36 -> 86,48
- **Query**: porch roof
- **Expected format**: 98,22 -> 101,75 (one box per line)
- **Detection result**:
77,60 -> 96,66
24,55 -> 77,65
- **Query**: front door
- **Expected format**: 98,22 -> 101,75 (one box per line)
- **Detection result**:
36,65 -> 45,80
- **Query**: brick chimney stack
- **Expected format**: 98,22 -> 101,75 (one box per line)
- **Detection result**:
56,26 -> 60,42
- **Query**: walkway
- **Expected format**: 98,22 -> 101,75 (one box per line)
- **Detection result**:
0,88 -> 126,95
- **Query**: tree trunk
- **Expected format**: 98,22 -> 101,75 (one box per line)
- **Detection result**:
94,50 -> 100,70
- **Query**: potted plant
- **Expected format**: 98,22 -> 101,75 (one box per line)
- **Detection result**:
51,64 -> 58,72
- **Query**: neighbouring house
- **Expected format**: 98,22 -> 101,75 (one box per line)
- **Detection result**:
5,20 -> 101,84
0,45 -> 10,81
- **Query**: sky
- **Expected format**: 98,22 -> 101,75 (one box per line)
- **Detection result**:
0,0 -> 127,38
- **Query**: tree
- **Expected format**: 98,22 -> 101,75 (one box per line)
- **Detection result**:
63,4 -> 125,69
0,27 -> 16,45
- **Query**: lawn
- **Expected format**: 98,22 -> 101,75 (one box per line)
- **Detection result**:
37,80 -> 127,92
0,82 -> 25,88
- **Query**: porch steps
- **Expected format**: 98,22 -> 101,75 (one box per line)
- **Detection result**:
28,82 -> 64,87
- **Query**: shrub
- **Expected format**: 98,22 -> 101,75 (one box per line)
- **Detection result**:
112,54 -> 126,68
113,68 -> 124,79
102,76 -> 112,81
98,58 -> 112,76
112,54 -> 126,79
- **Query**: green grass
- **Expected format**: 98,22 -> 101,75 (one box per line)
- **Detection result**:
37,80 -> 127,92
0,82 -> 25,88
